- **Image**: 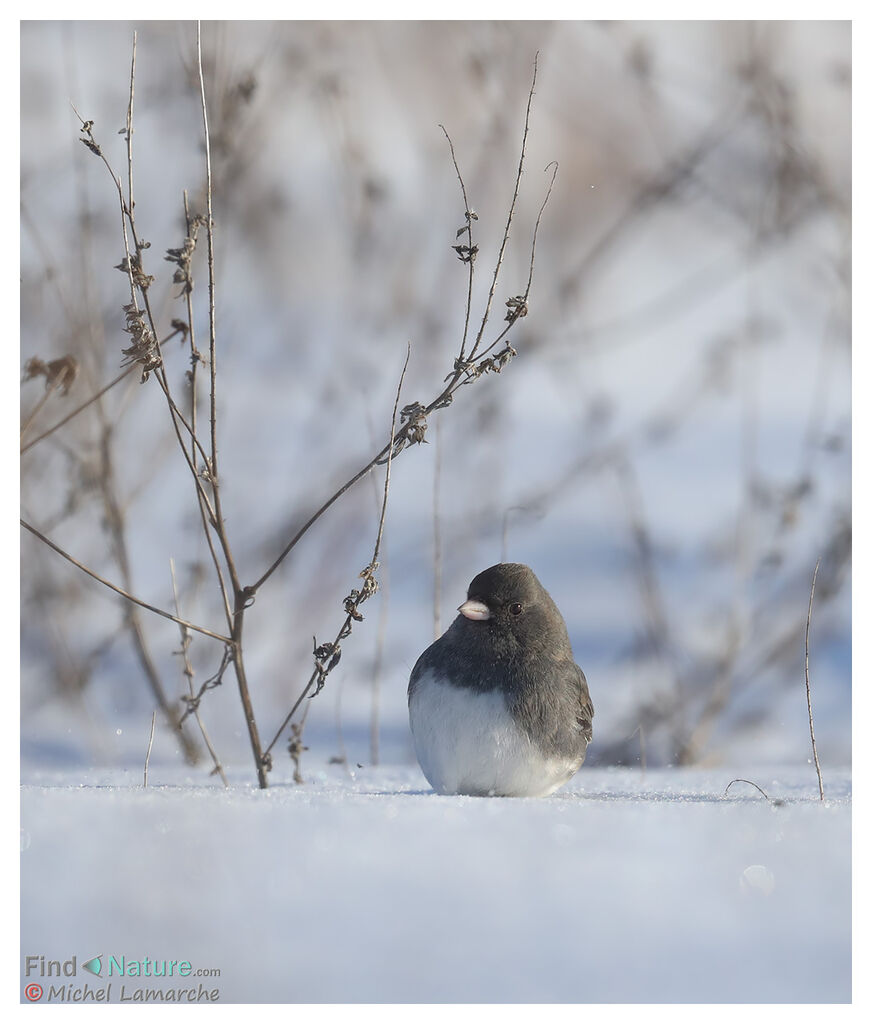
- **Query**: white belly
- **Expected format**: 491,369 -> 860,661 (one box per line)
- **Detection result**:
409,670 -> 579,797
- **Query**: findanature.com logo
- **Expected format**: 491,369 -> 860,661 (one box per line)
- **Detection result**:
23,954 -> 221,1003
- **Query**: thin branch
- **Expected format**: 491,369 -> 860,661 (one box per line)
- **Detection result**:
21,519 -> 232,645
466,162 -> 557,370
805,557 -> 825,801
263,344 -> 411,762
248,59 -> 550,598
524,160 -> 558,299
188,23 -> 263,786
468,51 -> 538,362
22,364 -> 133,454
19,330 -> 194,455
170,558 -> 229,786
192,23 -> 244,604
178,645 -> 232,726
370,556 -> 390,767
93,396 -> 201,764
180,191 -> 233,630
725,778 -> 778,803
197,22 -> 219,480
73,98 -> 222,532
125,32 -> 137,224
440,124 -> 476,363
373,345 -> 409,563
250,451 -> 386,595
433,414 -> 443,641
143,710 -> 155,787
20,388 -> 56,441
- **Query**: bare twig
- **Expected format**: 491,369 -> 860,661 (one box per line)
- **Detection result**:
197,22 -> 219,480
44,50 -> 203,768
432,414 -> 443,641
178,645 -> 233,726
21,318 -> 193,455
143,710 -> 156,787
22,364 -> 136,455
724,778 -> 782,804
370,558 -> 389,766
20,385 -> 58,441
172,191 -> 234,632
72,104 -> 218,511
188,23 -> 266,787
20,519 -> 232,644
805,557 -> 825,801
263,344 -> 412,765
125,33 -> 137,224
170,558 -> 229,786
41,45 -> 555,791
93,401 -> 201,763
439,125 -> 476,363
468,52 -> 538,362
249,59 -> 553,598
362,413 -> 393,767
472,159 -> 559,366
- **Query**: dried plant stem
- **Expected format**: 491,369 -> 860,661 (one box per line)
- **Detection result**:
111,554 -> 200,763
125,33 -> 137,218
263,345 -> 411,763
144,712 -> 155,782
29,48 -> 204,767
250,60 -> 551,598
20,388 -> 56,441
20,519 -> 232,644
181,188 -> 234,631
370,563 -> 389,766
22,364 -> 137,454
197,23 -> 219,478
170,558 -> 228,786
143,710 -> 156,787
468,53 -> 538,361
432,414 -> 443,641
439,125 -> 475,361
61,30 -> 259,782
59,352 -> 200,763
372,350 -> 408,562
27,45 -> 555,791
362,418 -> 392,767
805,557 -> 825,801
230,603 -> 268,788
72,100 -> 217,493
194,22 -> 265,787
472,159 -> 558,367
725,778 -> 776,803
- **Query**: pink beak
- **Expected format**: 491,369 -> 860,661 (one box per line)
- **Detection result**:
458,599 -> 491,621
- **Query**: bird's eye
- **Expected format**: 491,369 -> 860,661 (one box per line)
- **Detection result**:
509,602 -> 523,616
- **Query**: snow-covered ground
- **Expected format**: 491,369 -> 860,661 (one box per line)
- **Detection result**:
20,764 -> 850,1004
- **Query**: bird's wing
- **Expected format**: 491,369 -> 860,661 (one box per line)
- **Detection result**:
575,665 -> 594,744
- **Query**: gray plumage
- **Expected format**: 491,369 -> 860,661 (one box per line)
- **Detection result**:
408,563 -> 593,797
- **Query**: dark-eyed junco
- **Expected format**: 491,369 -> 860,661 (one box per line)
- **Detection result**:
408,562 -> 593,797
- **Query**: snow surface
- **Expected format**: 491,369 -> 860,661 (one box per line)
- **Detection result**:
20,764 -> 851,1004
